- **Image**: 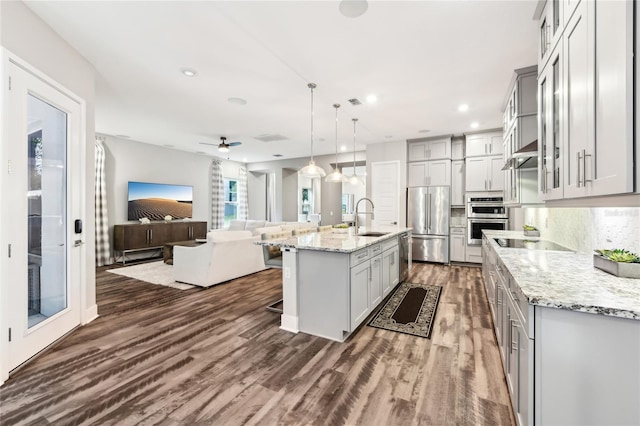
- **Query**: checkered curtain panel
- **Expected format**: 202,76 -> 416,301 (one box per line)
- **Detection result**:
94,139 -> 112,266
211,160 -> 225,229
237,167 -> 248,220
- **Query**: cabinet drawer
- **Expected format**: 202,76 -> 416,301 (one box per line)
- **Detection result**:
370,243 -> 382,256
450,227 -> 465,235
381,237 -> 398,252
350,247 -> 370,266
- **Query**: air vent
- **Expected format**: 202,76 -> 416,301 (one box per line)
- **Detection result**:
348,98 -> 362,106
273,154 -> 283,157
255,134 -> 289,143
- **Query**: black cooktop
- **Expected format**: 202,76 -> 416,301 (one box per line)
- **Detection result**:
494,238 -> 572,251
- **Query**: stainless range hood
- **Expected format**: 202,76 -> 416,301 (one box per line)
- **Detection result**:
502,140 -> 538,170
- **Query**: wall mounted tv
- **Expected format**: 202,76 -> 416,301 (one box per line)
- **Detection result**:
127,181 -> 193,221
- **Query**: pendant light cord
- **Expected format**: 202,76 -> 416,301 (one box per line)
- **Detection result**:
308,82 -> 317,162
334,104 -> 340,168
352,118 -> 358,171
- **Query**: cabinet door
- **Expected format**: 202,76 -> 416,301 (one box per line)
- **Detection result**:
539,47 -> 564,200
450,234 -> 466,262
451,160 -> 464,206
350,261 -> 370,330
591,0 -> 634,196
148,223 -> 172,247
370,255 -> 382,307
120,225 -> 149,250
426,137 -> 451,160
487,133 -> 504,156
171,222 -> 190,241
489,156 -> 505,191
516,324 -> 532,426
408,162 -> 428,187
426,160 -> 451,186
465,157 -> 488,191
562,0 -> 594,198
408,142 -> 427,162
192,222 -> 208,239
465,134 -> 488,157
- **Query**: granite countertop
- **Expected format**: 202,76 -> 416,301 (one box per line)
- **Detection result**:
256,226 -> 411,254
483,230 -> 640,320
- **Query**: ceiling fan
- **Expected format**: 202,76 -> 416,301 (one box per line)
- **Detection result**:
199,136 -> 242,153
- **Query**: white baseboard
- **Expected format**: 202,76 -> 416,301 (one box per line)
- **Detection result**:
82,304 -> 99,325
280,314 -> 299,334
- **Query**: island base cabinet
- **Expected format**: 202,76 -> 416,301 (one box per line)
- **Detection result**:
535,307 -> 640,426
297,251 -> 350,342
350,261 -> 370,330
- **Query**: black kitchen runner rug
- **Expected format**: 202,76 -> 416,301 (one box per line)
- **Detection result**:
368,281 -> 442,339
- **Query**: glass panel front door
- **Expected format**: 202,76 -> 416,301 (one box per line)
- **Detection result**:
27,95 -> 68,328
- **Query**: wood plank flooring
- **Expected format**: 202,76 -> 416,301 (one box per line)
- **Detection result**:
0,262 -> 515,425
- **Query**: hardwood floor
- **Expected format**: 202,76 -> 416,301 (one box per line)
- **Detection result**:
0,262 -> 515,425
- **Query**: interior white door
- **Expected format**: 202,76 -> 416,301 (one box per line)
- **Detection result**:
5,60 -> 83,373
371,161 -> 400,227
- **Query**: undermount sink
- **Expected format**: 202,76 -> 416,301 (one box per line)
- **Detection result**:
356,231 -> 390,237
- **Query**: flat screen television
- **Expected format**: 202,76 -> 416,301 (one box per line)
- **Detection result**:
127,181 -> 193,221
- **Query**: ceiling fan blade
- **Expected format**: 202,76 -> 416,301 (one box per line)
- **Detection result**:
228,142 -> 242,147
199,142 -> 217,146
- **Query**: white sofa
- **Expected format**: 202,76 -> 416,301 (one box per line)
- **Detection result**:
172,230 -> 266,287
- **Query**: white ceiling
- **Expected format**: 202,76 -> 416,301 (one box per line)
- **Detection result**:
25,0 -> 538,164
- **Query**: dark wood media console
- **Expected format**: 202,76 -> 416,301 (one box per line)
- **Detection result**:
113,221 -> 207,264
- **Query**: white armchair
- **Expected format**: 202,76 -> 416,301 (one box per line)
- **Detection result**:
173,230 -> 266,287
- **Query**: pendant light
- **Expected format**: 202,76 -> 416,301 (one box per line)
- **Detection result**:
325,103 -> 343,182
299,83 -> 327,178
345,118 -> 362,185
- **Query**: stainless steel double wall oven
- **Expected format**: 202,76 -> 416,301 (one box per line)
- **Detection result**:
467,196 -> 508,245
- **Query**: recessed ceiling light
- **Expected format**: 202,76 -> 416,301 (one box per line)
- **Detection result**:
458,104 -> 469,112
228,97 -> 247,105
470,122 -> 479,128
418,129 -> 430,133
341,145 -> 347,151
273,154 -> 283,157
366,94 -> 377,103
180,67 -> 198,77
339,0 -> 369,18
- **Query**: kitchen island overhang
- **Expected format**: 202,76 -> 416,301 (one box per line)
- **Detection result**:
256,227 -> 412,342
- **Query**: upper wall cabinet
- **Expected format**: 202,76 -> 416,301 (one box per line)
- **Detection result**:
537,0 -> 635,201
407,136 -> 452,162
465,131 -> 503,158
538,0 -> 563,71
408,160 -> 451,187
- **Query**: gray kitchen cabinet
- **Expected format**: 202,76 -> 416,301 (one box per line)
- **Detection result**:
465,156 -> 503,192
407,136 -> 451,161
350,257 -> 370,330
451,160 -> 465,206
465,131 -> 503,157
407,159 -> 451,187
382,244 -> 399,296
449,227 -> 466,262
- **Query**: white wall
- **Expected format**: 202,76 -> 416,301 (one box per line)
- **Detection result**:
102,135 -> 244,232
520,207 -> 640,254
0,0 -> 96,383
248,172 -> 266,220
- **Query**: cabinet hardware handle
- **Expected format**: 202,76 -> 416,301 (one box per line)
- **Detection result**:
583,149 -> 592,184
576,151 -> 582,187
509,319 -> 514,354
484,180 -> 487,190
511,290 -> 519,302
489,179 -> 492,190
427,193 -> 432,231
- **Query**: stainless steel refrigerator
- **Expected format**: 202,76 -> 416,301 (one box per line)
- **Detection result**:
407,186 -> 450,263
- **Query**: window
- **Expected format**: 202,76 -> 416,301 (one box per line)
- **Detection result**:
223,178 -> 237,226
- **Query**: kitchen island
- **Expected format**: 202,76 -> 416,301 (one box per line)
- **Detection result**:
257,227 -> 411,342
482,230 -> 640,426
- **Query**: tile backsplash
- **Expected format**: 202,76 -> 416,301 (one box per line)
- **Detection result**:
522,207 -> 640,254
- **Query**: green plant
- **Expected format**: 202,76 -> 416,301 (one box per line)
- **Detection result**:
594,249 -> 640,263
523,224 -> 538,231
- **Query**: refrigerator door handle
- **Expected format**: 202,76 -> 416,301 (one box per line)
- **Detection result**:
427,193 -> 432,231
423,196 -> 428,231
